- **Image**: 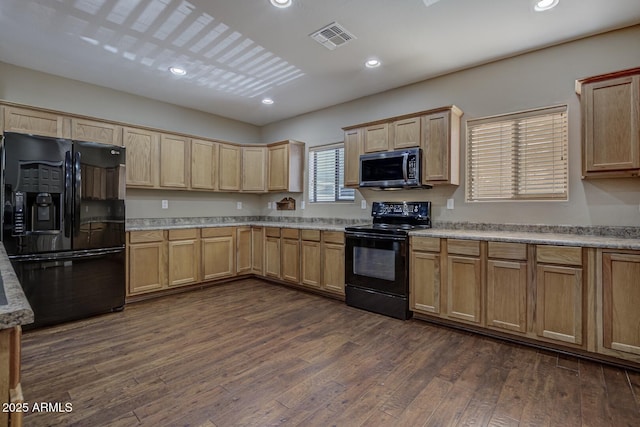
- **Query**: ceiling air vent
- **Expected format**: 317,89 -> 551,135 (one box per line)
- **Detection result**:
310,22 -> 356,50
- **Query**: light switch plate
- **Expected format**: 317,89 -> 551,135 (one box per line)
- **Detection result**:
447,198 -> 454,210
267,202 -> 272,209
361,200 -> 367,210
301,201 -> 305,210
236,202 -> 242,210
161,200 -> 168,209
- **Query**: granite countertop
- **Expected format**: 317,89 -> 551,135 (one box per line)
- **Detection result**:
0,244 -> 34,329
126,217 -> 358,232
410,228 -> 640,250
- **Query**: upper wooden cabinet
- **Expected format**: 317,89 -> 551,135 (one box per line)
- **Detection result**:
267,140 -> 304,192
159,133 -> 190,189
3,105 -> 68,138
72,118 -> 122,146
577,67 -> 640,178
391,116 -> 420,149
422,108 -> 461,185
242,146 -> 267,192
191,139 -> 218,191
343,105 -> 462,187
363,123 -> 389,153
218,143 -> 242,191
123,126 -> 159,188
344,128 -> 362,188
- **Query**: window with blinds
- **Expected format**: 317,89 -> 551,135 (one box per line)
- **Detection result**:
309,143 -> 355,203
466,105 -> 568,202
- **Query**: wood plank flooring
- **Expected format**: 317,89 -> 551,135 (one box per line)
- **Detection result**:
19,279 -> 640,426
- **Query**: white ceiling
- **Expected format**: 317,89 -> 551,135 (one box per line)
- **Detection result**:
1,0 -> 639,126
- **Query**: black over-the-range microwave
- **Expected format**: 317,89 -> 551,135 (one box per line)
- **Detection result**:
359,147 -> 430,189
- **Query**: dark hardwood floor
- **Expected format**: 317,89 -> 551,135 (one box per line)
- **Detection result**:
20,279 -> 640,426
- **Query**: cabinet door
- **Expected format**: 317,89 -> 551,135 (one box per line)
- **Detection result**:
236,227 -> 252,275
168,239 -> 199,287
447,256 -> 482,324
344,128 -> 362,187
422,111 -> 452,183
242,146 -> 267,192
602,252 -> 640,356
124,127 -> 159,187
129,242 -> 165,295
160,134 -> 190,189
535,265 -> 583,345
191,139 -> 218,190
322,242 -> 345,295
267,144 -> 289,191
281,238 -> 300,283
219,143 -> 242,191
72,118 -> 122,146
201,236 -> 235,280
392,117 -> 420,149
411,251 -> 441,315
251,227 -> 264,275
583,75 -> 640,174
264,237 -> 281,279
363,123 -> 389,153
3,106 -> 66,138
486,260 -> 527,333
301,240 -> 321,289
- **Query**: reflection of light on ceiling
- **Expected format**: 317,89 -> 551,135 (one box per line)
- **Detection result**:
60,0 -> 304,97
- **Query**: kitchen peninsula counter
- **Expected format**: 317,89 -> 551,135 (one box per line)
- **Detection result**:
0,245 -> 33,329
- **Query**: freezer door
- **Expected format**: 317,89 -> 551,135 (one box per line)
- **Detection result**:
10,248 -> 125,329
73,141 -> 126,250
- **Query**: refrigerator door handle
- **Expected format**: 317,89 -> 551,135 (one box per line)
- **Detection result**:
64,150 -> 73,237
74,151 -> 82,237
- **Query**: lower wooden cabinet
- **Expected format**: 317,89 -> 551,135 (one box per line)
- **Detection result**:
486,242 -> 528,334
264,228 -> 281,279
201,227 -> 236,281
251,227 -> 264,275
410,237 -> 441,315
535,245 -> 584,346
281,228 -> 301,283
446,240 -> 483,325
167,229 -> 199,287
321,231 -> 345,296
600,251 -> 640,359
301,235 -> 322,289
236,227 -> 252,275
128,230 -> 166,295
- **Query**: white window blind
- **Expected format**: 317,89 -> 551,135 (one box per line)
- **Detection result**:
309,143 -> 355,202
466,105 -> 568,202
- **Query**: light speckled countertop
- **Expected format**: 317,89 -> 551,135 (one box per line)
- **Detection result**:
0,244 -> 34,329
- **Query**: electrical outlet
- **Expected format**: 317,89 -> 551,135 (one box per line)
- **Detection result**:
161,200 -> 168,209
267,202 -> 272,209
236,202 -> 242,210
301,201 -> 305,210
447,198 -> 454,210
361,200 -> 367,210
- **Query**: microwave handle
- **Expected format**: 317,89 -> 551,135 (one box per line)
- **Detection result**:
402,152 -> 409,182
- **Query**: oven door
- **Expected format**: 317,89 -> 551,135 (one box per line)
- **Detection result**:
345,231 -> 408,296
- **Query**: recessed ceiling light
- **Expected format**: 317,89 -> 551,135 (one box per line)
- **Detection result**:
270,0 -> 292,8
262,98 -> 274,105
365,58 -> 381,68
534,0 -> 559,11
169,66 -> 187,76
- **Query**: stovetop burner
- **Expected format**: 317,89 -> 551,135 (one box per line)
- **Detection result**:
345,201 -> 431,236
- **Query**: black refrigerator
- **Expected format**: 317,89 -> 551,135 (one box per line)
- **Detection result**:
1,132 -> 126,329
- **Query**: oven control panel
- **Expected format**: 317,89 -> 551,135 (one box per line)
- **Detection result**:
371,201 -> 431,218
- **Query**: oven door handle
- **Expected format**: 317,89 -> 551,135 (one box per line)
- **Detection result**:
346,232 -> 407,242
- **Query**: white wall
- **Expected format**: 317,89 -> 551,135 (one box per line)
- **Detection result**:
261,25 -> 640,226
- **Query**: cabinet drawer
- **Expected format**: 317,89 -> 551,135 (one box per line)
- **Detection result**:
265,227 -> 281,238
447,239 -> 480,257
536,245 -> 582,266
281,228 -> 300,239
168,228 -> 198,241
412,237 -> 440,252
488,241 -> 527,260
201,227 -> 234,238
301,229 -> 321,241
323,231 -> 344,244
129,230 -> 165,243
